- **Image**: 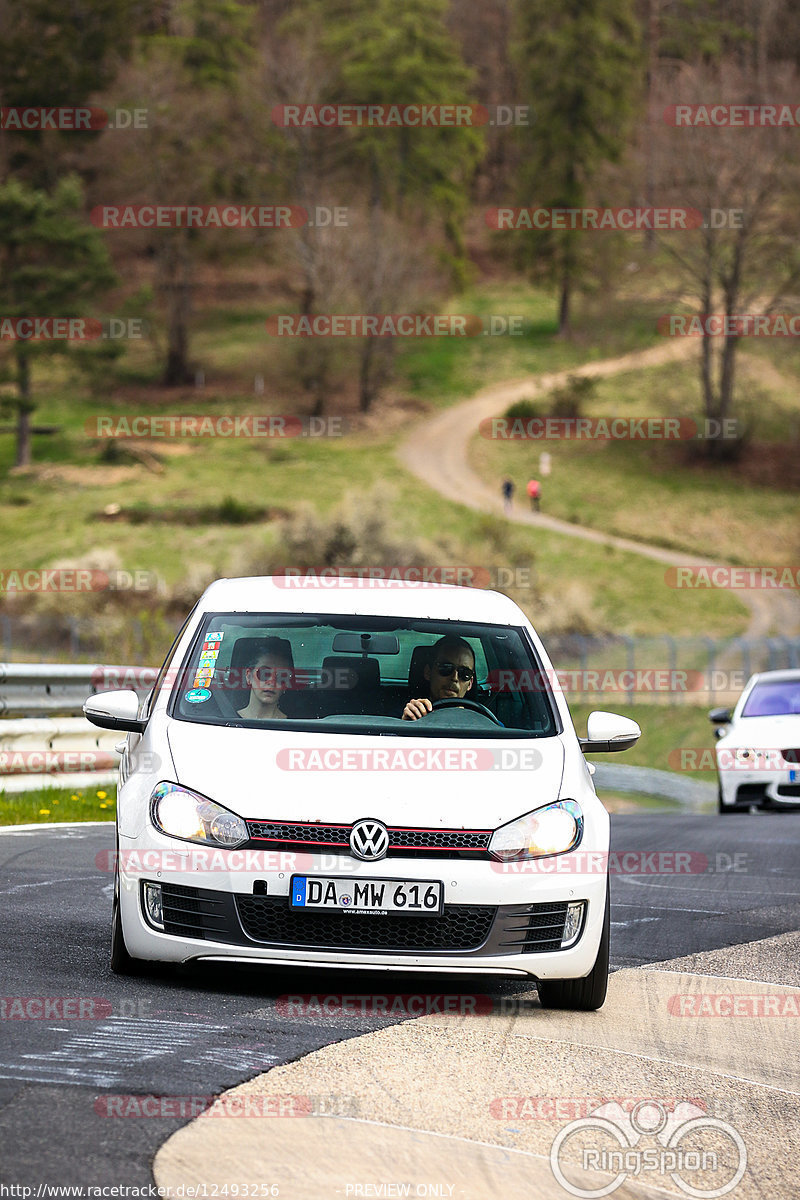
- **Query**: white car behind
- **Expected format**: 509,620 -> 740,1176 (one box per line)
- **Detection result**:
710,669 -> 800,813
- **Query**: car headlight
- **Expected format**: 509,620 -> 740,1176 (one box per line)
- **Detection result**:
489,800 -> 583,862
150,782 -> 248,848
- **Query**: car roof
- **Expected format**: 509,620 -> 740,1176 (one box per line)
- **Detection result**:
196,576 -> 530,625
747,669 -> 800,685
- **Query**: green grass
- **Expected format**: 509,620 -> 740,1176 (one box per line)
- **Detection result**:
567,702 -> 718,778
0,783 -> 116,825
596,790 -> 686,812
469,355 -> 800,569
394,285 -> 662,408
0,273 -> 797,646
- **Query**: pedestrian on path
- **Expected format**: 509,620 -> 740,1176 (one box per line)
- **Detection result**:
527,478 -> 541,512
501,477 -> 514,515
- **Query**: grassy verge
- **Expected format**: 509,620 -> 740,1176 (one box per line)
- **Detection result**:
598,790 -> 687,813
0,783 -> 116,825
469,355 -> 800,567
0,277 -> 795,645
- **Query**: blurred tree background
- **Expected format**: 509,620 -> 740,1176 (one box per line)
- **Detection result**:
1,0 -> 799,457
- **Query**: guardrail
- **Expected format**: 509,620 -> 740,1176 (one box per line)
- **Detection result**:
0,664 -> 157,794
0,663 -> 157,717
0,716 -> 122,794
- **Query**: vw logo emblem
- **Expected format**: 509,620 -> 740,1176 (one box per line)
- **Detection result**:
349,819 -> 389,862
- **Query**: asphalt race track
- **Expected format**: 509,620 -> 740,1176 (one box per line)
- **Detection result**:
1,813 -> 799,1190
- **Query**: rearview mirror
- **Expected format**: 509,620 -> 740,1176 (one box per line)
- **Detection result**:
579,711 -> 641,754
84,689 -> 146,733
708,707 -> 732,724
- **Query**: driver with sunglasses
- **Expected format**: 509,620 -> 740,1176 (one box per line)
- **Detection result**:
402,636 -> 476,721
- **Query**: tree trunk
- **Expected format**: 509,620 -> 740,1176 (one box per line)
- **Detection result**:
298,280 -> 327,417
358,336 -> 376,412
14,347 -> 32,468
643,0 -> 659,251
162,231 -> 193,386
558,263 -> 571,337
699,259 -> 716,427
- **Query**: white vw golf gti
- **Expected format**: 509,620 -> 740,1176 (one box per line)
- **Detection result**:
85,577 -> 640,1010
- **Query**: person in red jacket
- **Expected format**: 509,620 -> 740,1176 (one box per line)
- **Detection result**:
527,478 -> 541,512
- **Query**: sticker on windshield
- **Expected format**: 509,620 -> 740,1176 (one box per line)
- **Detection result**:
184,688 -> 211,704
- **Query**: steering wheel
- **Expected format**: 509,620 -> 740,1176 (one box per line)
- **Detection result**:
431,698 -> 501,725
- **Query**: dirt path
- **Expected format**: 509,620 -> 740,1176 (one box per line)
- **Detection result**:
397,338 -> 800,640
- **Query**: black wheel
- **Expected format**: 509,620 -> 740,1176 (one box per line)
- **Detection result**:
537,882 -> 610,1011
717,786 -> 746,814
110,835 -> 143,976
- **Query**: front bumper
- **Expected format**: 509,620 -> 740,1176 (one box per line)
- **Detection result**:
117,836 -> 608,979
719,768 -> 800,808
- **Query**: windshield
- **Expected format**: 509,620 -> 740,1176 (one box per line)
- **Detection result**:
741,678 -> 800,718
168,612 -> 559,738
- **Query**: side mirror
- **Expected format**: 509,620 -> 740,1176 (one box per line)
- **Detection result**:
84,689 -> 146,733
708,707 -> 732,724
579,710 -> 641,754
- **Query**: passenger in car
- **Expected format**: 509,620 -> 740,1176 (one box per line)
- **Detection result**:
402,636 -> 476,720
237,638 -> 294,720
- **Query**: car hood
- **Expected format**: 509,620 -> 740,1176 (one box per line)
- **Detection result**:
166,721 -> 566,828
719,714 -> 800,751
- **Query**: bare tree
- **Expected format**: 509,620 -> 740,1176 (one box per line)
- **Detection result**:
648,60 -> 800,456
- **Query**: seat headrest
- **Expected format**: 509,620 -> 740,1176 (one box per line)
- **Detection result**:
408,644 -> 433,692
321,655 -> 380,691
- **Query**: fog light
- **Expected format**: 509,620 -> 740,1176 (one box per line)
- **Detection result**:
561,901 -> 585,948
143,882 -> 163,929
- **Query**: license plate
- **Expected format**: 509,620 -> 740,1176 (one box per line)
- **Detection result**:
290,875 -> 443,915
791,769 -> 799,782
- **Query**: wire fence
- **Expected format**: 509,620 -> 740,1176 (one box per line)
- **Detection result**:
1,616 -> 798,707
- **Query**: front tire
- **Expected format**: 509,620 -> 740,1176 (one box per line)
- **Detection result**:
718,786 -> 747,814
537,883 -> 610,1011
110,838 -> 143,976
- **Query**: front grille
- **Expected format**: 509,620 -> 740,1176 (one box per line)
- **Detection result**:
776,784 -> 800,798
236,895 -> 496,953
159,882 -> 233,940
782,749 -> 800,764
148,883 -> 579,958
246,820 -> 492,859
498,901 -> 570,954
735,783 -> 767,804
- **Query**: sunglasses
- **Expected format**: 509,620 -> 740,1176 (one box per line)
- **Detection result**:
434,661 -> 475,683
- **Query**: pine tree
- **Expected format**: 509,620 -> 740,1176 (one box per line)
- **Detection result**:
513,0 -> 643,334
0,177 -> 116,465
